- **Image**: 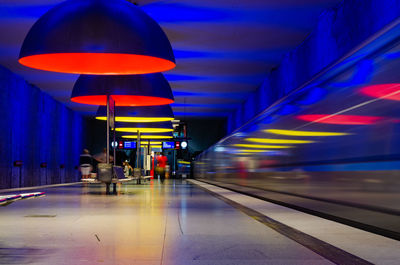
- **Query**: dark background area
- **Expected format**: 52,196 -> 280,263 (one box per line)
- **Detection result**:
84,117 -> 227,162
186,118 -> 226,156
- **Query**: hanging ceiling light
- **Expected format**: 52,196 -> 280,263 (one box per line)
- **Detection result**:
140,141 -> 162,145
115,121 -> 173,133
19,0 -> 175,75
245,138 -> 315,144
71,73 -> 174,106
141,144 -> 162,148
264,129 -> 350,137
236,149 -> 274,153
232,144 -> 294,149
96,105 -> 174,122
121,132 -> 173,140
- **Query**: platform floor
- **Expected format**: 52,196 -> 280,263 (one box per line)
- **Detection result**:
0,180 -> 340,265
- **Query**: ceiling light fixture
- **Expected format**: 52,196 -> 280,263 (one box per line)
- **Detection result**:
237,149 -> 272,153
71,74 -> 174,106
19,0 -> 175,74
233,144 -> 294,149
265,129 -> 349,136
116,122 -> 173,133
245,138 -> 315,144
122,135 -> 173,140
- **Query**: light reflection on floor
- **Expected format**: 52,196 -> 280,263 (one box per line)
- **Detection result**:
0,180 -> 331,265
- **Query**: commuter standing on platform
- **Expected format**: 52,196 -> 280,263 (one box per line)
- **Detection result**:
79,149 -> 93,179
156,152 -> 168,183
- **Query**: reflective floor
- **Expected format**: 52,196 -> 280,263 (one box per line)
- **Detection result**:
197,178 -> 400,239
0,180 -> 331,265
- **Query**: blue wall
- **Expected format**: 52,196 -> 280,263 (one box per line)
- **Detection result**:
0,66 -> 84,189
227,0 -> 400,133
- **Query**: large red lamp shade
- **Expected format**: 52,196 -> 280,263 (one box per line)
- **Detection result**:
71,73 -> 174,106
19,0 -> 175,75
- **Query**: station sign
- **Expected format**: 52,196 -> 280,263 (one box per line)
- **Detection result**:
162,141 -> 174,149
123,141 -> 137,149
173,141 -> 188,150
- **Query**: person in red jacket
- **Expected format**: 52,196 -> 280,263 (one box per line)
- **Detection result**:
156,153 -> 168,182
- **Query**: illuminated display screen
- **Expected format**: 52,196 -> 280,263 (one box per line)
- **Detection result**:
123,141 -> 137,149
162,141 -> 175,149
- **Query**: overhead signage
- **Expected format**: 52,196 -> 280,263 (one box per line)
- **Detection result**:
181,141 -> 188,149
162,141 -> 174,149
123,141 -> 137,149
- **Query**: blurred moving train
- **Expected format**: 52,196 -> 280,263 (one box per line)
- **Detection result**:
194,24 -> 400,240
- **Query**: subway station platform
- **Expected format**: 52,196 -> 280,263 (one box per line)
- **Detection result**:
1,180 -> 399,265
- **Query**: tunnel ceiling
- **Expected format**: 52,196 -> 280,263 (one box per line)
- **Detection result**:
0,0 -> 341,118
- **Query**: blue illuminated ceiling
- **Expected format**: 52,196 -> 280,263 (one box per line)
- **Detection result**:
0,0 -> 341,117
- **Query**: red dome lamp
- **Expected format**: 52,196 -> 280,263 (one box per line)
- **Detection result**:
19,0 -> 175,75
71,73 -> 174,106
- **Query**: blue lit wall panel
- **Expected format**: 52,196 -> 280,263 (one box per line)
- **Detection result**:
235,107 -> 243,131
38,93 -> 50,185
44,93 -> 57,184
58,105 -> 67,183
0,68 -> 11,188
53,103 -> 62,184
71,112 -> 83,181
26,82 -> 41,187
65,110 -> 73,183
243,93 -> 256,123
10,72 -> 27,187
226,115 -> 234,134
0,65 -> 85,188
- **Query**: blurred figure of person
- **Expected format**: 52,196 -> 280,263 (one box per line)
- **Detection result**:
91,148 -> 114,175
93,148 -> 114,163
123,161 -> 129,177
79,149 -> 93,179
156,152 -> 168,183
150,156 -> 155,178
123,161 -> 133,178
165,164 -> 170,179
155,162 -> 165,183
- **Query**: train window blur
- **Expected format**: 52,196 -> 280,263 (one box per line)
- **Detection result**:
194,33 -> 400,238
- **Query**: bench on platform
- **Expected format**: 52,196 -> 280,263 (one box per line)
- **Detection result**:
81,166 -> 152,184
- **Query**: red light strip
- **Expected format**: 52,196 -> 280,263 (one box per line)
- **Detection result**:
297,114 -> 382,125
71,95 -> 174,106
360,83 -> 400,101
19,53 -> 175,75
